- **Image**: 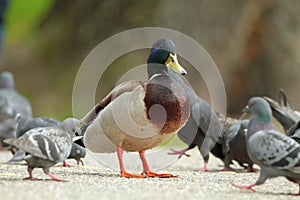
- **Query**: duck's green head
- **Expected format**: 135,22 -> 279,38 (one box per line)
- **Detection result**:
147,39 -> 187,78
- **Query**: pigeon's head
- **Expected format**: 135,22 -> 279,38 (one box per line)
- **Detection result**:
68,143 -> 86,166
0,71 -> 15,89
243,97 -> 272,124
60,118 -> 82,138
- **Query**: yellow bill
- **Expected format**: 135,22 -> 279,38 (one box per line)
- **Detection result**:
165,54 -> 187,75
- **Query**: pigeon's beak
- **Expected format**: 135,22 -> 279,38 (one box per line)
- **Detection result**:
73,136 -> 83,142
239,105 -> 250,120
242,105 -> 250,113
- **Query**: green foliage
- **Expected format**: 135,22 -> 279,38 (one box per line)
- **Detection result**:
5,0 -> 54,42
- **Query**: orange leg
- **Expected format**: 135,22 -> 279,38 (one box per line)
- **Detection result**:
139,150 -> 177,178
117,146 -> 145,178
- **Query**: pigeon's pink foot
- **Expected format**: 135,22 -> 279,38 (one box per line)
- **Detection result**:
62,161 -> 72,167
45,172 -> 67,182
219,167 -> 234,172
247,166 -> 258,172
231,183 -> 257,192
194,163 -> 208,172
168,148 -> 190,159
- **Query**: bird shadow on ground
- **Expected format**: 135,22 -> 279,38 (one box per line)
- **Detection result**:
69,171 -> 120,178
230,187 -> 298,196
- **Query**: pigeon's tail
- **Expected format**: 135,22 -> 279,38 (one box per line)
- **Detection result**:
7,150 -> 26,163
263,96 -> 298,132
287,121 -> 300,143
215,112 -> 238,133
279,89 -> 291,108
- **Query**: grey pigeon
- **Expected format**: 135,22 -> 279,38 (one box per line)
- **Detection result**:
222,119 -> 255,172
0,71 -> 32,117
232,97 -> 300,195
4,118 -> 81,181
14,115 -> 86,166
0,71 -> 32,147
149,39 -> 224,172
0,98 -> 17,148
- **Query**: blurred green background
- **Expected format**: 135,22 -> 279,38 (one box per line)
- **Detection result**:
1,0 -> 300,120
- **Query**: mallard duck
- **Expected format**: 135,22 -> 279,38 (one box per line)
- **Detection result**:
80,39 -> 190,178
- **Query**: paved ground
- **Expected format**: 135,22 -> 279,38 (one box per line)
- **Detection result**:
0,147 -> 299,200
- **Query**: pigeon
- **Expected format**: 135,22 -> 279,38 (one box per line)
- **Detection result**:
0,71 -> 32,117
4,118 -> 81,181
149,39 -> 224,172
0,98 -> 17,148
0,71 -> 32,148
13,115 -> 86,166
80,38 -> 189,178
232,97 -> 300,195
221,119 -> 255,172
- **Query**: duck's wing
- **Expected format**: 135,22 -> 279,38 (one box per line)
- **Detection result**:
80,80 -> 144,126
100,80 -> 144,107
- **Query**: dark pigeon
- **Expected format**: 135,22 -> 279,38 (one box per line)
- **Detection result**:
221,119 -> 255,172
4,118 -> 81,181
150,39 -> 224,172
232,97 -> 300,195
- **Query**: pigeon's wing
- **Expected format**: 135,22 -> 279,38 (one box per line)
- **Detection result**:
222,121 -> 242,154
278,90 -> 292,108
5,128 -> 72,162
16,116 -> 61,138
264,96 -> 299,132
248,130 -> 300,173
287,121 -> 300,137
191,97 -> 223,142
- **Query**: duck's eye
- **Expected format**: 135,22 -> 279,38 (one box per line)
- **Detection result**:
171,59 -> 174,63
